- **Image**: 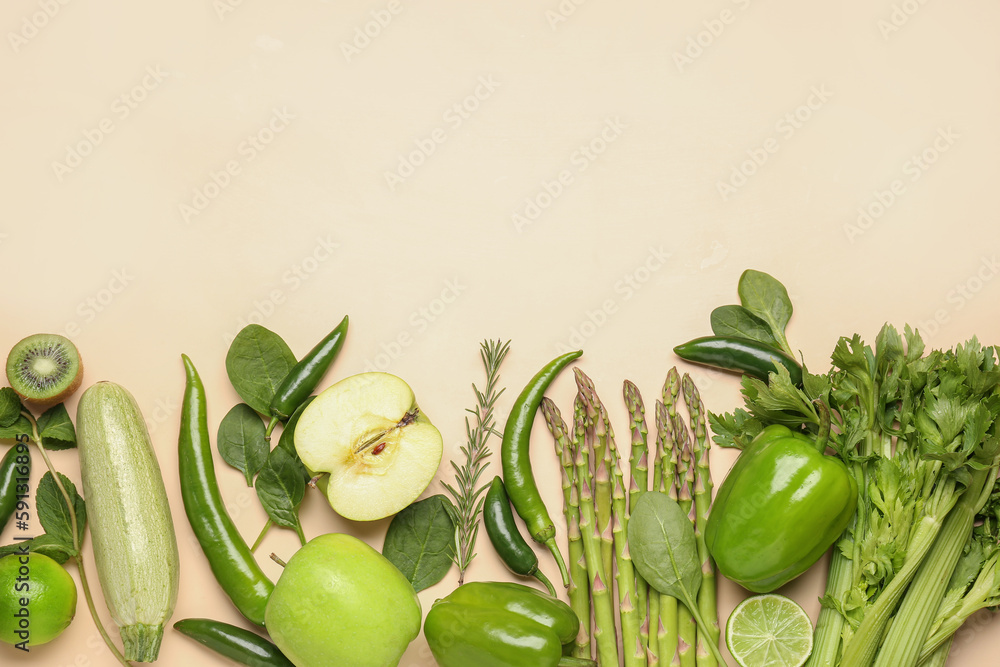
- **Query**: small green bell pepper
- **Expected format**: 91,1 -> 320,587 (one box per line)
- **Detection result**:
424,581 -> 596,667
705,423 -> 858,593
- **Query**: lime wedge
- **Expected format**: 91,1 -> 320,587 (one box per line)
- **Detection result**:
725,594 -> 814,667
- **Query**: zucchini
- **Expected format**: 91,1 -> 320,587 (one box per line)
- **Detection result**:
77,381 -> 180,662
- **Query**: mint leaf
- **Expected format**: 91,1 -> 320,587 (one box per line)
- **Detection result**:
0,388 -> 22,428
0,534 -> 75,564
36,472 -> 86,556
382,495 -> 456,592
217,403 -> 269,486
0,415 -> 31,442
225,325 -> 297,416
36,404 -> 77,450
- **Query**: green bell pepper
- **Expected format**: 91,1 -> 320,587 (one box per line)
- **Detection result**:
705,423 -> 858,593
424,581 -> 596,667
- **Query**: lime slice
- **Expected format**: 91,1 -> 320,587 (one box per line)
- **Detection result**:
725,593 -> 813,667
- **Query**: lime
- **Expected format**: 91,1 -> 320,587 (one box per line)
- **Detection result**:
0,552 -> 78,647
725,593 -> 813,667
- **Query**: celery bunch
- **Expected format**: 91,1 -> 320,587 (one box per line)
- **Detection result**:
712,324 -> 1000,667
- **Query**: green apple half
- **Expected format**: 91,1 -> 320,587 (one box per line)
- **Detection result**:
294,372 -> 444,521
265,533 -> 422,667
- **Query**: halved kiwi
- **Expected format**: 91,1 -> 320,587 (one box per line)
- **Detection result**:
5,334 -> 84,405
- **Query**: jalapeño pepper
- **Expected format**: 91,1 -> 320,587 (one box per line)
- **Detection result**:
424,581 -> 595,667
705,422 -> 857,593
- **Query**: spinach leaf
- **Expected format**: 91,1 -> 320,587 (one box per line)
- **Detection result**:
218,403 -> 269,486
277,396 -> 314,483
35,404 -> 77,450
382,495 -> 456,592
0,415 -> 31,442
0,388 -> 22,427
710,305 -> 780,348
0,534 -> 76,564
225,324 -> 297,416
36,472 -> 86,556
255,446 -> 305,533
737,270 -> 793,354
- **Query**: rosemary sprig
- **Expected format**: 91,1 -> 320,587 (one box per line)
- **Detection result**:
442,338 -> 510,585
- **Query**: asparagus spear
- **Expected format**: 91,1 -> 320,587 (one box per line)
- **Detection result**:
625,379 -> 651,665
656,400 -> 681,667
673,412 -> 697,667
542,397 -> 590,660
683,373 -> 719,667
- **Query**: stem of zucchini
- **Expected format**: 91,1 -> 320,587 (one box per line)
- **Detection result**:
23,411 -> 133,667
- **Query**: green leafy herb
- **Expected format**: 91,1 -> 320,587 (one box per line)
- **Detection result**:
441,339 -> 510,585
0,388 -> 22,427
36,471 -> 86,556
255,447 -> 306,542
277,396 -> 314,484
382,494 -> 456,592
225,324 -> 297,416
0,534 -> 75,564
710,305 -> 780,348
218,403 -> 269,486
0,414 -> 31,441
737,269 -> 794,356
35,404 -> 77,450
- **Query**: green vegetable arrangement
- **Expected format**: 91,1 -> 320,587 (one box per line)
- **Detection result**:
704,271 -> 1000,667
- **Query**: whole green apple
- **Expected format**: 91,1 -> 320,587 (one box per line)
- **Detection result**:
265,533 -> 422,667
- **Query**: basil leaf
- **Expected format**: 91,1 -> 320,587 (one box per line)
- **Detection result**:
36,472 -> 86,556
382,495 -> 456,592
0,388 -> 22,427
255,446 -> 306,530
710,305 -> 780,348
36,404 -> 77,450
627,492 -> 701,604
225,324 -> 297,416
277,396 -> 314,483
218,403 -> 269,486
737,270 -> 793,351
0,534 -> 75,564
0,415 -> 32,442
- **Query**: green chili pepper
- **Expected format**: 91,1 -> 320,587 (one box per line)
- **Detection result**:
501,349 -> 582,589
673,335 -> 803,386
424,581 -> 595,667
174,618 -> 294,667
179,354 -> 274,626
483,476 -> 556,596
705,421 -> 857,593
0,443 -> 30,531
269,315 -> 348,422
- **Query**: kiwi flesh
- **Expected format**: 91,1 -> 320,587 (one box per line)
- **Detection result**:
6,333 -> 84,405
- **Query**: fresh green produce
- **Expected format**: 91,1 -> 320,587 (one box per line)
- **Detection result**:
381,494 -> 456,592
673,336 -> 803,387
77,381 -> 179,662
0,443 -> 29,531
482,476 -> 555,595
268,315 -> 348,421
5,333 -> 83,406
294,371 -> 444,521
424,581 -> 595,667
501,349 -> 582,588
0,552 -> 77,646
705,422 -> 857,593
173,617 -> 295,667
265,533 -> 421,667
178,355 -> 274,626
441,339 -> 510,584
217,403 -> 270,486
225,325 -> 297,419
629,491 -> 729,666
725,594 -> 813,667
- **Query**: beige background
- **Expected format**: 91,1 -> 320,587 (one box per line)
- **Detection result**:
2,1 -> 999,665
